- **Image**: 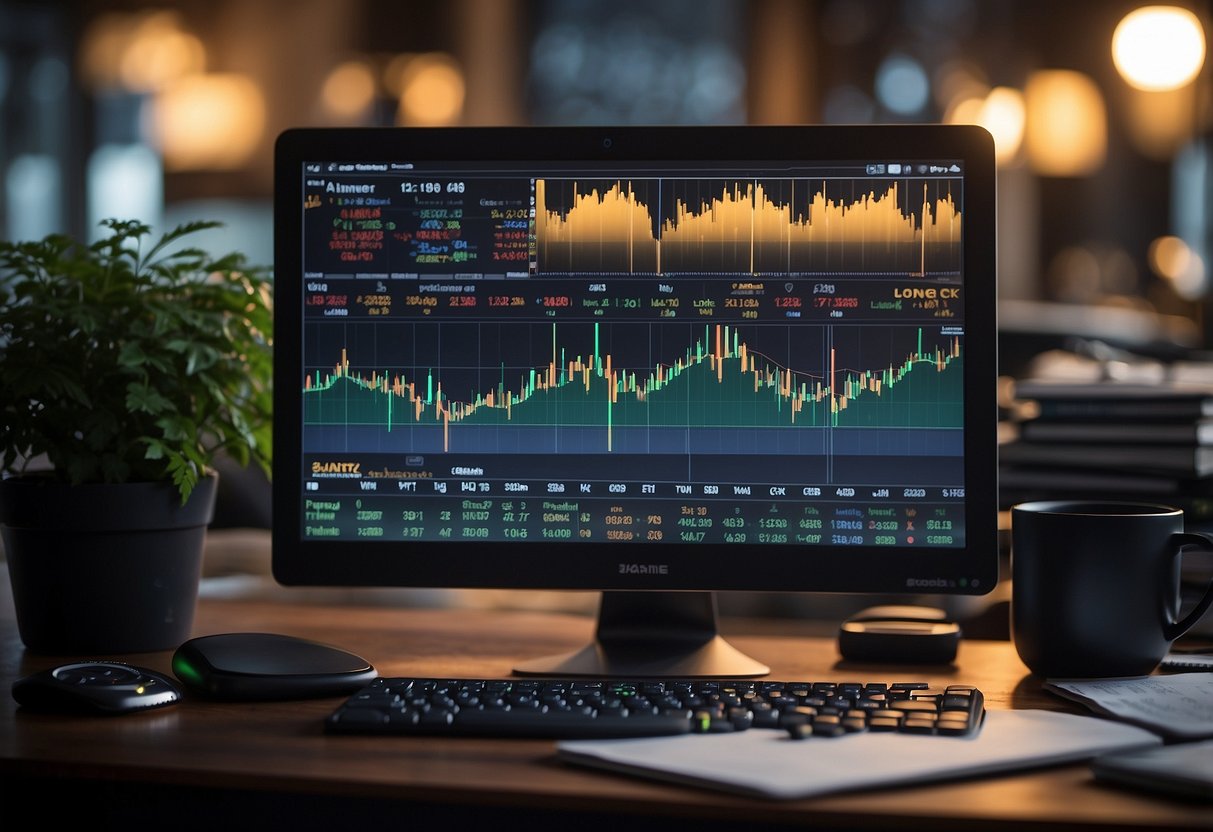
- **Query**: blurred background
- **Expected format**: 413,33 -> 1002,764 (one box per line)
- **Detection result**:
2,0 -> 1211,630
2,0 -> 1210,371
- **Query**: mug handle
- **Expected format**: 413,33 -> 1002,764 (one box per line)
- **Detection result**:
1164,532 -> 1213,642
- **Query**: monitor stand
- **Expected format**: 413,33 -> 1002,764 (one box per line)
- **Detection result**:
512,590 -> 770,678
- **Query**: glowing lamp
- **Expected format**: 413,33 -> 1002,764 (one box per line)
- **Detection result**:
1113,6 -> 1206,91
946,87 -> 1024,167
1025,70 -> 1106,177
150,73 -> 265,171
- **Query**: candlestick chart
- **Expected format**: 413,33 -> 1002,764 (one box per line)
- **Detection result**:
303,323 -> 962,456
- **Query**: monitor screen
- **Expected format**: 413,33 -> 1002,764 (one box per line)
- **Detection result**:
272,125 -> 998,676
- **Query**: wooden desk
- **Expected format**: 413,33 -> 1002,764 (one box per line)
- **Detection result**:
0,594 -> 1208,831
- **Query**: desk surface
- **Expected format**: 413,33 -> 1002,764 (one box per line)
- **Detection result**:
1,592 -> 1209,831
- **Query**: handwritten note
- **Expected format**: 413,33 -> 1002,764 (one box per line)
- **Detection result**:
1044,673 -> 1213,740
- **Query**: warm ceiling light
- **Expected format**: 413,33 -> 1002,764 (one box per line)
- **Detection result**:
946,87 -> 1023,167
150,73 -> 265,170
1148,235 -> 1206,297
80,11 -> 205,93
119,13 -> 205,93
396,53 -> 465,126
1149,235 -> 1192,279
1112,6 -> 1206,91
1025,70 -> 1107,177
944,95 -> 985,126
945,87 -> 1024,167
320,60 -> 377,121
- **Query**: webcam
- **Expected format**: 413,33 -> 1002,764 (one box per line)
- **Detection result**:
601,137 -> 613,149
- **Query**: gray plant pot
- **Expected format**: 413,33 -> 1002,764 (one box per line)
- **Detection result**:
0,474 -> 217,654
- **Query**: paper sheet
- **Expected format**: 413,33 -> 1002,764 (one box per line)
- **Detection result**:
1044,673 -> 1213,740
557,709 -> 1161,801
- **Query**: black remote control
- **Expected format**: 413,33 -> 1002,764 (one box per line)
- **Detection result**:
12,661 -> 182,715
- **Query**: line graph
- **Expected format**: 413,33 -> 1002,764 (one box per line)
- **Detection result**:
303,323 -> 963,454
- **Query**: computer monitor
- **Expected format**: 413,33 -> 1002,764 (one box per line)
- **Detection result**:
271,125 -> 998,678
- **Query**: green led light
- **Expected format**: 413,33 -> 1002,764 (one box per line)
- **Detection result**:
172,656 -> 203,686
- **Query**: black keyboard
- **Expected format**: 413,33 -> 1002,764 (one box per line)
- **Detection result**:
325,678 -> 985,740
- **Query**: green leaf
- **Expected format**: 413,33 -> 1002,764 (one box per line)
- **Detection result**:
184,343 -> 219,375
118,341 -> 147,369
155,415 -> 197,444
125,382 -> 172,415
166,451 -> 199,503
143,438 -> 166,460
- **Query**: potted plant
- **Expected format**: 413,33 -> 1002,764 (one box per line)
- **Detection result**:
0,218 -> 272,654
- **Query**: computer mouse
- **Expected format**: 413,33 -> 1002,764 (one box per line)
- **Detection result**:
172,632 -> 377,700
12,661 -> 182,715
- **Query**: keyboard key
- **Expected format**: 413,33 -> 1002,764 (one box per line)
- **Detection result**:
868,714 -> 902,731
902,718 -> 938,734
892,699 -> 940,713
842,717 -> 867,733
785,721 -> 813,739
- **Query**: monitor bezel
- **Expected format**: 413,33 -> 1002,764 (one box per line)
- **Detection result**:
271,124 -> 999,597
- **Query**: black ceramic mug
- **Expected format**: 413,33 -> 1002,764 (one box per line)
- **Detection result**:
1011,501 -> 1213,678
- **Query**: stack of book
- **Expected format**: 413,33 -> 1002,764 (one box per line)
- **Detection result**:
1000,380 -> 1213,519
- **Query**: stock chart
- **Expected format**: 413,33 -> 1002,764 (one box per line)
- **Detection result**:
298,162 -> 968,546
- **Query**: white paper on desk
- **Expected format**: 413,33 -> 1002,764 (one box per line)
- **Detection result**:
1044,673 -> 1213,740
557,710 -> 1160,801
